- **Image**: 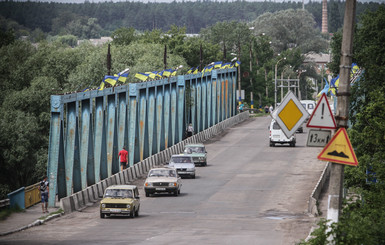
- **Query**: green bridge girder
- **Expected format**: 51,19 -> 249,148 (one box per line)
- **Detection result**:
47,68 -> 237,207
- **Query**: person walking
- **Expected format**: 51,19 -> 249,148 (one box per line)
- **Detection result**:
118,146 -> 128,171
186,123 -> 194,137
39,175 -> 49,213
269,105 -> 274,113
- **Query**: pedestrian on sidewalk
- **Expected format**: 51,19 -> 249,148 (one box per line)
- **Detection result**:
186,123 -> 194,138
39,175 -> 49,213
118,146 -> 128,171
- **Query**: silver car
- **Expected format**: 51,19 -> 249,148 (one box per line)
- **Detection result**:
168,155 -> 196,179
144,167 -> 182,197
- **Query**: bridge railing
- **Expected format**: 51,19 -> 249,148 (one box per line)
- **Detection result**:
47,68 -> 237,207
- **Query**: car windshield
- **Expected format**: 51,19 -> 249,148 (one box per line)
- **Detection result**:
104,189 -> 133,198
184,147 -> 205,153
148,169 -> 176,177
170,156 -> 193,163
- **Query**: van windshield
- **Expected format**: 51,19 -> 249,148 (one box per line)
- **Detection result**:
273,122 -> 281,130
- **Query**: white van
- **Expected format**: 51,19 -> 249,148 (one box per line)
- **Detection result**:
269,119 -> 296,147
300,100 -> 316,115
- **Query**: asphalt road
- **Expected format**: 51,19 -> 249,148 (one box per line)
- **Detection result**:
0,116 -> 327,245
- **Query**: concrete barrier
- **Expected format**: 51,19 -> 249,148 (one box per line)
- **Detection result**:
127,168 -> 133,182
73,192 -> 83,211
118,172 -> 125,184
81,189 -> 91,206
60,196 -> 74,214
308,162 -> 331,215
96,182 -> 103,198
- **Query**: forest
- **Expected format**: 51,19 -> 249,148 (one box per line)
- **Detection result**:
0,1 -> 384,243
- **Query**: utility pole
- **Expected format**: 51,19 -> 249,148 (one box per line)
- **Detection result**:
249,45 -> 253,109
327,0 -> 356,233
107,44 -> 111,76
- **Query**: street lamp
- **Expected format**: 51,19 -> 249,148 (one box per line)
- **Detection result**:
296,69 -> 306,100
274,56 -> 286,109
231,53 -> 242,106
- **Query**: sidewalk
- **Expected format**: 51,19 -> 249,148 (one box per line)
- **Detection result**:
0,203 -> 63,236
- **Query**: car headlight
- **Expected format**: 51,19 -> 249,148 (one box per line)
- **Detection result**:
126,204 -> 131,209
169,182 -> 177,187
145,182 -> 152,187
101,204 -> 106,208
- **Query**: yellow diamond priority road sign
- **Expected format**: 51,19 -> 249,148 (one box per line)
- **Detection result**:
274,91 -> 309,138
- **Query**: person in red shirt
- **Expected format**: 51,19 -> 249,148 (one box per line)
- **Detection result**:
118,146 -> 128,171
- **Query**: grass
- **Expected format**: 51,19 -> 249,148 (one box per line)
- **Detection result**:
38,208 -> 64,220
0,205 -> 24,221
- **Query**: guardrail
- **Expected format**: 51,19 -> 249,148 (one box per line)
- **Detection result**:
0,199 -> 10,209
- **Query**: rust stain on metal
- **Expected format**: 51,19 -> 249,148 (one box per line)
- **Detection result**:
81,167 -> 84,172
66,176 -> 69,181
69,129 -> 74,137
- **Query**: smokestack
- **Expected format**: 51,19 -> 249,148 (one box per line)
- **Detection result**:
322,0 -> 328,34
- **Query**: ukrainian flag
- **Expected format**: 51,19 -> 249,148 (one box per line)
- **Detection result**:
234,60 -> 241,67
162,69 -> 173,77
104,75 -> 119,86
135,72 -> 149,81
117,72 -> 128,83
145,72 -> 157,79
214,61 -> 222,69
221,63 -> 231,69
98,81 -> 105,91
193,67 -> 199,74
328,75 -> 339,96
317,78 -> 329,97
187,67 -> 194,74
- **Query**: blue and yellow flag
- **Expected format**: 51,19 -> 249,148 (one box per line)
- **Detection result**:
193,67 -> 199,74
187,67 -> 194,74
161,69 -> 173,77
104,75 -> 119,86
117,72 -> 128,83
234,60 -> 241,67
135,72 -> 149,81
221,63 -> 231,69
214,61 -> 222,69
317,78 -> 330,97
98,81 -> 105,91
329,75 -> 339,96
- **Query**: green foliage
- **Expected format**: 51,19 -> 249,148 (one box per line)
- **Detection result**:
111,27 -> 136,46
0,1 -> 380,36
305,6 -> 385,244
250,9 -> 329,53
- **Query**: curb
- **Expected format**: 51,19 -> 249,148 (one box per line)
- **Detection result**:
0,210 -> 64,237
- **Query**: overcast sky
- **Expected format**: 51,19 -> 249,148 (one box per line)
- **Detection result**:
7,0 -> 385,3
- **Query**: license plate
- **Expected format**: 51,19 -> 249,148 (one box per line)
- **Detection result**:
156,188 -> 166,191
110,209 -> 121,213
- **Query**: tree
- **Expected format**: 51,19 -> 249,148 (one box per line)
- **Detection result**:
111,27 -> 136,46
250,9 -> 329,53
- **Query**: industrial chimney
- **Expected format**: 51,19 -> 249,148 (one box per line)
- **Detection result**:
322,0 -> 328,34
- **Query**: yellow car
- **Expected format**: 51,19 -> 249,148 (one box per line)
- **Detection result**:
100,185 -> 140,218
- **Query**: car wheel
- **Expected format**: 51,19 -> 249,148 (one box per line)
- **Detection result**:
192,175 -> 195,179
174,191 -> 178,196
145,192 -> 149,197
130,209 -> 135,218
203,162 -> 207,166
135,206 -> 139,217
100,212 -> 105,219
178,189 -> 181,195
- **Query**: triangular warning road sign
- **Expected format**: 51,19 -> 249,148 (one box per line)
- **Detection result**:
317,128 -> 358,166
307,93 -> 336,129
